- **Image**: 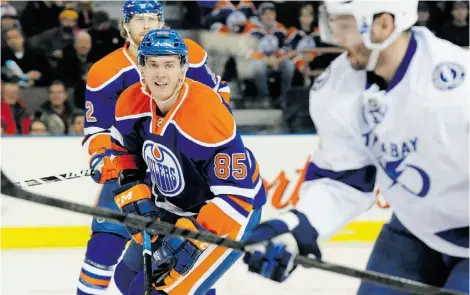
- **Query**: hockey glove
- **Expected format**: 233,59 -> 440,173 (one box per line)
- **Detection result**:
89,149 -> 118,184
151,217 -> 209,290
113,181 -> 159,244
243,209 -> 322,282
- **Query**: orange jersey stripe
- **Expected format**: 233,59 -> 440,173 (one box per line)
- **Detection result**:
197,201 -> 242,236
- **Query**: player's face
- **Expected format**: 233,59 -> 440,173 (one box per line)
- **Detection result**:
141,55 -> 185,102
328,15 -> 371,70
127,13 -> 163,45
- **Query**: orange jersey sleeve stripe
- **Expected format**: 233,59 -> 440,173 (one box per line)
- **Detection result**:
196,201 -> 242,236
115,83 -> 150,119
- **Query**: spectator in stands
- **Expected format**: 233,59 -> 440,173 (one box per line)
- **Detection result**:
32,9 -> 79,68
56,30 -> 94,109
29,119 -> 49,135
436,1 -> 469,47
34,80 -> 77,134
1,2 -> 21,31
77,0 -> 94,29
19,1 -> 65,37
244,2 -> 295,107
206,0 -> 256,30
87,10 -> 124,61
68,110 -> 84,135
1,27 -> 53,87
416,2 -> 432,29
1,82 -> 31,135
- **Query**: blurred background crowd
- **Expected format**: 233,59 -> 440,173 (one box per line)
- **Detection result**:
1,0 -> 468,136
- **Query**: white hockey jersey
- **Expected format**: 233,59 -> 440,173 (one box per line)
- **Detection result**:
298,27 -> 469,258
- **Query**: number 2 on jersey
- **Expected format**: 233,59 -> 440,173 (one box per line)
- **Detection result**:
85,101 -> 97,122
214,153 -> 247,180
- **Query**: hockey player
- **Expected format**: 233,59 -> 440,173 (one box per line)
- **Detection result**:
78,1 -> 230,294
242,1 -> 469,294
110,28 -> 265,295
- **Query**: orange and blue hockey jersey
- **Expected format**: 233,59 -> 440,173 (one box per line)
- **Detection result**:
83,40 -> 230,157
110,79 -> 265,294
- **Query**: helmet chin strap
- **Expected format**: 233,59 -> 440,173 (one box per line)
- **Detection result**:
365,28 -> 403,71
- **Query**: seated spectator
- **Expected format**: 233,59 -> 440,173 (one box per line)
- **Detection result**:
77,0 -> 94,29
206,0 -> 256,30
56,30 -> 94,109
1,2 -> 21,31
68,110 -> 84,135
29,119 -> 49,135
34,80 -> 78,134
217,10 -> 247,33
1,82 -> 31,135
1,27 -> 53,87
31,9 -> 79,68
436,1 -> 469,47
416,2 -> 432,30
19,1 -> 64,37
243,2 -> 295,106
87,10 -> 124,61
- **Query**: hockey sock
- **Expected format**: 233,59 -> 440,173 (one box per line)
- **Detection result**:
77,232 -> 128,295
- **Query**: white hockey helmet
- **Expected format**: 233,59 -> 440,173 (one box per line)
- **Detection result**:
319,0 -> 419,70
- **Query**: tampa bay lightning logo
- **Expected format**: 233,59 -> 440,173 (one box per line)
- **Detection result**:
364,134 -> 431,198
380,157 -> 430,198
432,62 -> 465,90
143,141 -> 185,197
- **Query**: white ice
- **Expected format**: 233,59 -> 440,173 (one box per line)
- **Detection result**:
1,243 -> 373,295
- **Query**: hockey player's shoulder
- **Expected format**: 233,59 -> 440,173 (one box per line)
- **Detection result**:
115,83 -> 150,120
172,79 -> 236,146
184,38 -> 208,68
86,47 -> 134,90
310,53 -> 354,93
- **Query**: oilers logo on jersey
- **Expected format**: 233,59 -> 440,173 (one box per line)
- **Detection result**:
143,141 -> 185,197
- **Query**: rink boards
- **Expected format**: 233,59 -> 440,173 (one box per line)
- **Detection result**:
0,135 -> 392,249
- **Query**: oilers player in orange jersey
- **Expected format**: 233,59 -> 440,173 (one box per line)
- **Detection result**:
110,28 -> 265,295
78,1 -> 231,294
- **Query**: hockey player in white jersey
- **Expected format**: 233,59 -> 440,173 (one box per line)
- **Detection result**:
242,1 -> 469,294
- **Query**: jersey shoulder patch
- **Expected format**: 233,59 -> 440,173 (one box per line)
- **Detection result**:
432,62 -> 466,91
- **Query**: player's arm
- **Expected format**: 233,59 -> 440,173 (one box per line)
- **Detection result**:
110,90 -> 158,244
83,63 -> 121,184
243,76 -> 377,282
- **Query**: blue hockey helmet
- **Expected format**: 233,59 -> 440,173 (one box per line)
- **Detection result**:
122,0 -> 164,23
138,29 -> 188,68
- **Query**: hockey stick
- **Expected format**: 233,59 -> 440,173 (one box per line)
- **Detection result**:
0,171 -> 465,295
14,169 -> 94,187
142,231 -> 154,295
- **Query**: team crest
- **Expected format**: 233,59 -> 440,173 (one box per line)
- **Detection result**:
432,62 -> 465,90
143,141 -> 185,197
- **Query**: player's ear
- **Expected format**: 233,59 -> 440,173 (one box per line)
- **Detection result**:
371,13 -> 394,43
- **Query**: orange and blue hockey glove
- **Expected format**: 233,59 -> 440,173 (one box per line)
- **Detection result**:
89,149 -> 118,184
113,178 -> 159,244
151,217 -> 209,290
